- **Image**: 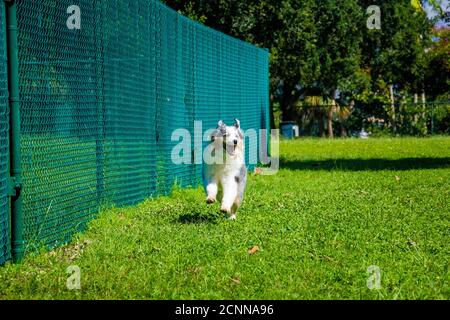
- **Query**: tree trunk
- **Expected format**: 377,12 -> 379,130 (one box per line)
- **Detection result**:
327,108 -> 334,138
421,90 -> 426,121
413,93 -> 418,125
389,84 -> 396,133
327,89 -> 338,138
421,89 -> 427,134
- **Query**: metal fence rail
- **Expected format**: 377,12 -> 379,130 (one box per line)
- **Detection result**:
0,0 -> 271,261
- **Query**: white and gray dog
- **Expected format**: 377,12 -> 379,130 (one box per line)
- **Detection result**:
203,119 -> 247,220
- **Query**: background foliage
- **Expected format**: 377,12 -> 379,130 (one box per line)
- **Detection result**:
164,0 -> 450,136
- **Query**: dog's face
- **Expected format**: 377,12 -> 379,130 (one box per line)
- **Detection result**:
211,119 -> 244,156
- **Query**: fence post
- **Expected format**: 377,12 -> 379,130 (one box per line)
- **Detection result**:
4,0 -> 24,262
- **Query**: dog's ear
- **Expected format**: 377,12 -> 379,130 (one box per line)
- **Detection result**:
234,119 -> 243,139
217,120 -> 227,136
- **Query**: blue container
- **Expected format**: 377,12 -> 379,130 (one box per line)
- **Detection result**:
281,121 -> 296,139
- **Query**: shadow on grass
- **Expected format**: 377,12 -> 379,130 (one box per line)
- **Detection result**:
280,157 -> 450,171
175,210 -> 222,224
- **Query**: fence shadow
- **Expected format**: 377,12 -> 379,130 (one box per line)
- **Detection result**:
279,157 -> 450,171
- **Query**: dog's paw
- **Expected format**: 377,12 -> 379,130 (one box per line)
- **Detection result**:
206,197 -> 216,204
220,206 -> 230,213
228,214 -> 237,221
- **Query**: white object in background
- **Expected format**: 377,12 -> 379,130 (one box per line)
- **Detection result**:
359,129 -> 370,139
292,125 -> 299,137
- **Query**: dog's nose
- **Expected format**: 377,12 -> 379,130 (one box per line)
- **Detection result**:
233,139 -> 238,145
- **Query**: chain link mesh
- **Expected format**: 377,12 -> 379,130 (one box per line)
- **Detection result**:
0,2 -> 10,265
12,0 -> 269,254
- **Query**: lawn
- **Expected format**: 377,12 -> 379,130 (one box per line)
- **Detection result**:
0,136 -> 449,299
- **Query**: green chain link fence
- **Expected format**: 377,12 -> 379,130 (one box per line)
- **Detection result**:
0,2 -> 9,265
0,0 -> 269,262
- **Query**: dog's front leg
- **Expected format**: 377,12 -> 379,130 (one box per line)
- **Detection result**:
206,179 -> 218,204
220,177 -> 238,215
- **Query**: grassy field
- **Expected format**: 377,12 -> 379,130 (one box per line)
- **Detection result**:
0,136 -> 449,299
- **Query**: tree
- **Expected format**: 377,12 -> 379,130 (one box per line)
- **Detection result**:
359,0 -> 434,133
424,26 -> 450,100
313,0 -> 363,137
164,0 -> 448,135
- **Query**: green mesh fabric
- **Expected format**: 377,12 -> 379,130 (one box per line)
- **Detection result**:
13,0 -> 269,253
0,2 -> 10,264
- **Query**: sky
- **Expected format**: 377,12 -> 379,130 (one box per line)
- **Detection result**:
424,0 -> 449,26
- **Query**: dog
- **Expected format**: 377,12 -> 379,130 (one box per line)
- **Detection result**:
203,119 -> 247,220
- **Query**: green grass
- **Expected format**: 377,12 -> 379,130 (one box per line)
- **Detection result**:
1,136 -> 449,299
